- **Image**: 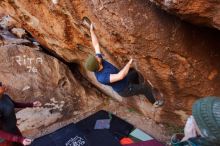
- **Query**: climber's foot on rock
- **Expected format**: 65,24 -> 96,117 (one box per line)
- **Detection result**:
152,88 -> 164,108
153,99 -> 164,108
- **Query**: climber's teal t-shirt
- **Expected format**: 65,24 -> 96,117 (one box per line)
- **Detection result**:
95,54 -> 128,92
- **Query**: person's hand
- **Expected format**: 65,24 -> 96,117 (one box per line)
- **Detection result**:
181,116 -> 197,141
22,138 -> 32,145
33,101 -> 42,107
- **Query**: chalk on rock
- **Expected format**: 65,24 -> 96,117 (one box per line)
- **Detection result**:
52,0 -> 59,4
33,41 -> 40,46
22,85 -> 30,91
0,15 -> 14,29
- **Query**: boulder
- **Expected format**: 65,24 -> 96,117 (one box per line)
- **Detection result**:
11,27 -> 26,38
149,0 -> 220,30
0,29 -> 103,135
1,0 -> 220,125
0,15 -> 16,29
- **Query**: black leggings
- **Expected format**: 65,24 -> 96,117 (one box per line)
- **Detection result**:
118,69 -> 156,104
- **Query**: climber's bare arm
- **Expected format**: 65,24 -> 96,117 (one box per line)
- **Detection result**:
90,24 -> 101,54
110,59 -> 133,83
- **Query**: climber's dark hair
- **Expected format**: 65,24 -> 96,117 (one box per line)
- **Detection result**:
0,82 -> 2,87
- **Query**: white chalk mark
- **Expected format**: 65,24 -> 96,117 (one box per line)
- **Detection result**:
52,0 -> 59,5
22,85 -> 30,91
36,57 -> 43,64
15,56 -> 22,66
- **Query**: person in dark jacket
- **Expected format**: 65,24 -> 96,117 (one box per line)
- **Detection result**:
0,82 -> 42,146
85,24 -> 163,107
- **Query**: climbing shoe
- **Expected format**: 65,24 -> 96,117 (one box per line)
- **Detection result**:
152,88 -> 164,107
153,99 -> 164,108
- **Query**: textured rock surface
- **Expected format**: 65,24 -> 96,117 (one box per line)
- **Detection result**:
149,0 -> 220,30
1,0 -> 220,125
0,29 -> 103,134
0,28 -> 171,143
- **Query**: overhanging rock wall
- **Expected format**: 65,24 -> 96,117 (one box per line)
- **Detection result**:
149,0 -> 220,30
1,0 -> 220,125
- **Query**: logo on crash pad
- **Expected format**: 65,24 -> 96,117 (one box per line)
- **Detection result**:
65,136 -> 86,146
